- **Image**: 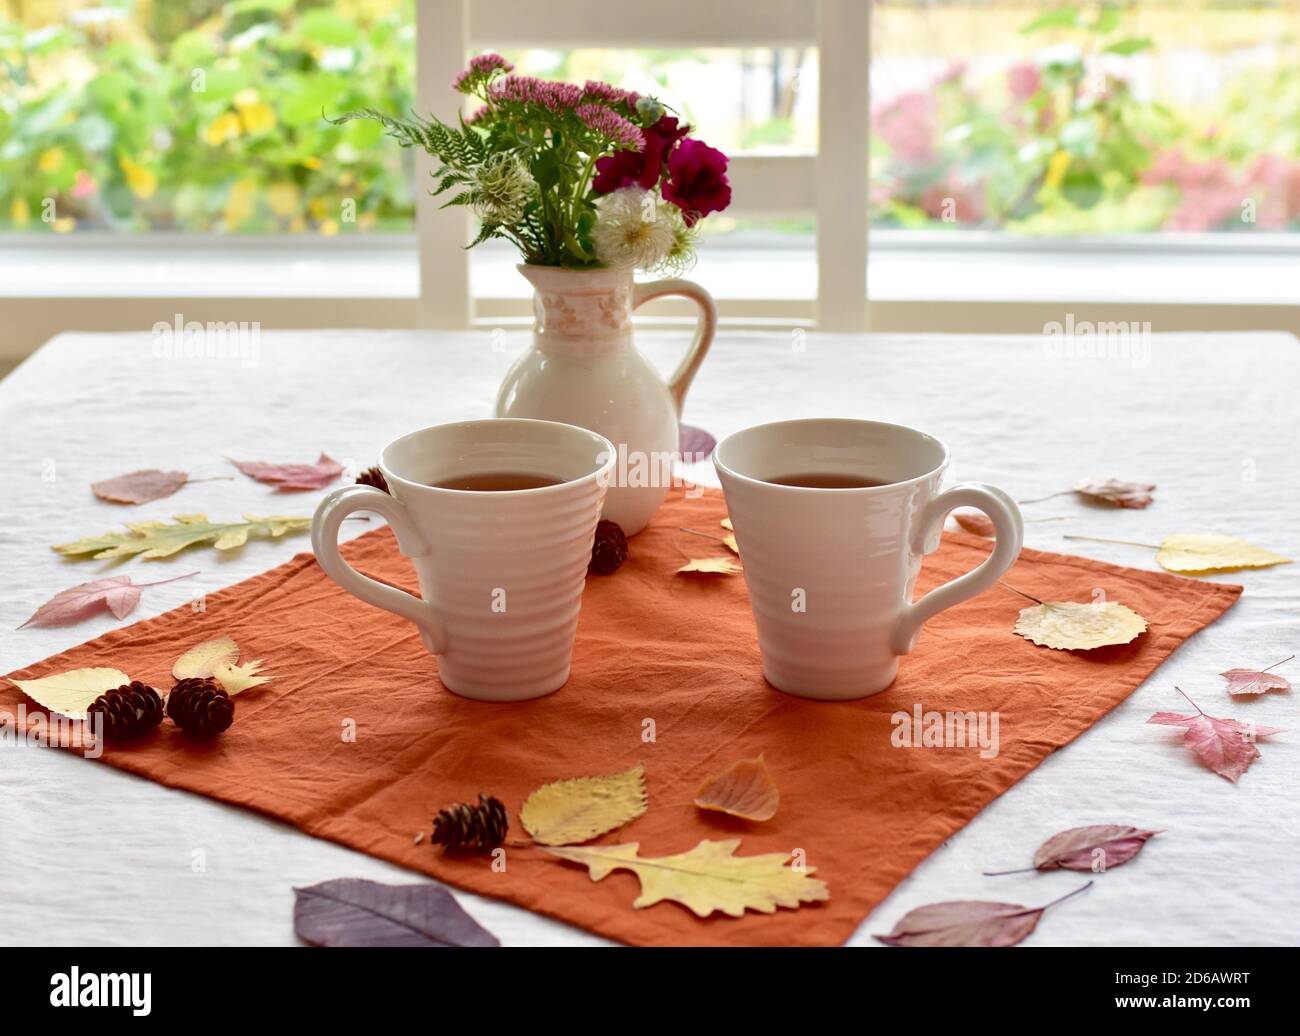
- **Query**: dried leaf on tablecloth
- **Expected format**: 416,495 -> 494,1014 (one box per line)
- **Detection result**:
545,839 -> 828,918
18,572 -> 196,629
231,453 -> 343,491
1148,688 -> 1281,783
1221,656 -> 1293,696
520,763 -> 647,846
92,469 -> 190,505
1072,478 -> 1156,509
953,509 -> 996,537
1014,601 -> 1147,650
694,754 -> 779,821
678,425 -> 717,461
293,878 -> 499,947
8,667 -> 131,720
1031,825 -> 1159,873
53,513 -> 311,560
875,882 -> 1091,947
172,635 -> 240,679
1155,534 -> 1291,575
720,517 -> 733,531
677,556 -> 741,575
212,659 -> 272,696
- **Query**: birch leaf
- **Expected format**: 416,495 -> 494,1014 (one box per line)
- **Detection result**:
520,764 -> 647,846
545,839 -> 829,918
212,659 -> 272,696
8,667 -> 130,720
53,513 -> 311,560
92,469 -> 190,505
677,556 -> 741,575
694,754 -> 780,821
1014,601 -> 1147,650
173,635 -> 240,679
1156,534 -> 1291,575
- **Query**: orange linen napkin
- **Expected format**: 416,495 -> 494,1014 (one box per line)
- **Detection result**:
3,488 -> 1240,945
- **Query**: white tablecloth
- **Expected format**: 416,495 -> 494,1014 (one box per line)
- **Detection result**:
1,329 -> 1297,946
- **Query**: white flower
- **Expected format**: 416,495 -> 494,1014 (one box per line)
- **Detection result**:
593,186 -> 676,271
472,152 -> 535,225
658,204 -> 699,275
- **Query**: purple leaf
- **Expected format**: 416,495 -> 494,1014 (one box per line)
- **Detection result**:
293,878 -> 499,947
1032,825 -> 1160,872
18,572 -> 196,629
875,882 -> 1092,947
678,424 -> 717,462
231,453 -> 343,491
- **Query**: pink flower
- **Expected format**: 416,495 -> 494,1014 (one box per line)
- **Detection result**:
451,53 -> 514,93
72,169 -> 97,199
593,115 -> 689,193
1007,63 -> 1041,104
581,80 -> 640,108
662,137 -> 731,225
575,104 -> 645,151
919,175 -> 985,224
488,75 -> 583,112
873,91 -> 937,167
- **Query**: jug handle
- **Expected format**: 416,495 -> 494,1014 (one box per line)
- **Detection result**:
632,278 -> 718,412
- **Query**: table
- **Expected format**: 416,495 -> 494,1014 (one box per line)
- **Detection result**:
1,329 -> 1297,946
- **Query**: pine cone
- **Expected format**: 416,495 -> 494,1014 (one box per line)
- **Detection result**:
589,520 -> 628,575
431,794 -> 508,853
167,676 -> 235,737
356,465 -> 389,494
86,681 -> 164,740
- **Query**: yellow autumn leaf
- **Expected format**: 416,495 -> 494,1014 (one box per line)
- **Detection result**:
173,635 -> 240,680
11,197 -> 30,227
546,839 -> 829,918
695,753 -> 779,821
212,659 -> 272,696
9,667 -> 130,720
53,513 -> 311,560
520,764 -> 647,846
1156,534 -> 1291,575
1044,148 -> 1071,190
677,556 -> 741,575
1015,601 -> 1148,651
720,517 -> 733,530
238,102 -> 277,135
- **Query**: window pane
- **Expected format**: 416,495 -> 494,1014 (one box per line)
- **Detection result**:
1,0 -> 416,234
871,1 -> 1300,234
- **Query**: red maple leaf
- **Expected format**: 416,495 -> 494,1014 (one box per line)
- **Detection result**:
1148,687 -> 1281,782
1221,655 -> 1293,696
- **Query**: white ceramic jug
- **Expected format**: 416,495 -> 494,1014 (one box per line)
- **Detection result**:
495,264 -> 716,535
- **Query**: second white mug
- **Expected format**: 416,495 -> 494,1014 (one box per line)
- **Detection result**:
714,418 -> 1024,701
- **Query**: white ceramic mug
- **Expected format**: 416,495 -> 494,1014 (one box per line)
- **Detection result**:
312,419 -> 614,702
714,418 -> 1024,701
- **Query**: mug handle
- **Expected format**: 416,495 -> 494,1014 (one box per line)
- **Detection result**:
311,485 -> 447,654
891,482 -> 1024,655
631,278 -> 718,412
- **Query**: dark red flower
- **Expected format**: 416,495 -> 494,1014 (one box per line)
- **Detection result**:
593,115 -> 689,193
662,138 -> 731,225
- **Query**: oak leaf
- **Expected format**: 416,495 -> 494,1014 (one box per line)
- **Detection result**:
875,883 -> 1091,947
1155,534 -> 1290,575
1147,689 -> 1281,782
1221,657 -> 1292,696
677,556 -> 741,575
545,839 -> 829,917
18,572 -> 195,629
1073,478 -> 1155,509
1014,601 -> 1147,650
231,453 -> 343,491
694,754 -> 779,821
212,659 -> 273,696
520,764 -> 647,846
8,667 -> 131,720
92,469 -> 190,505
1031,825 -> 1159,872
53,513 -> 311,560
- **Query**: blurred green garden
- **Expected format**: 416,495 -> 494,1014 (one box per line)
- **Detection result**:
1,0 -> 1297,236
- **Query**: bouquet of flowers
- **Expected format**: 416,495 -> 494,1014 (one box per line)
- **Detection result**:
335,54 -> 731,273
